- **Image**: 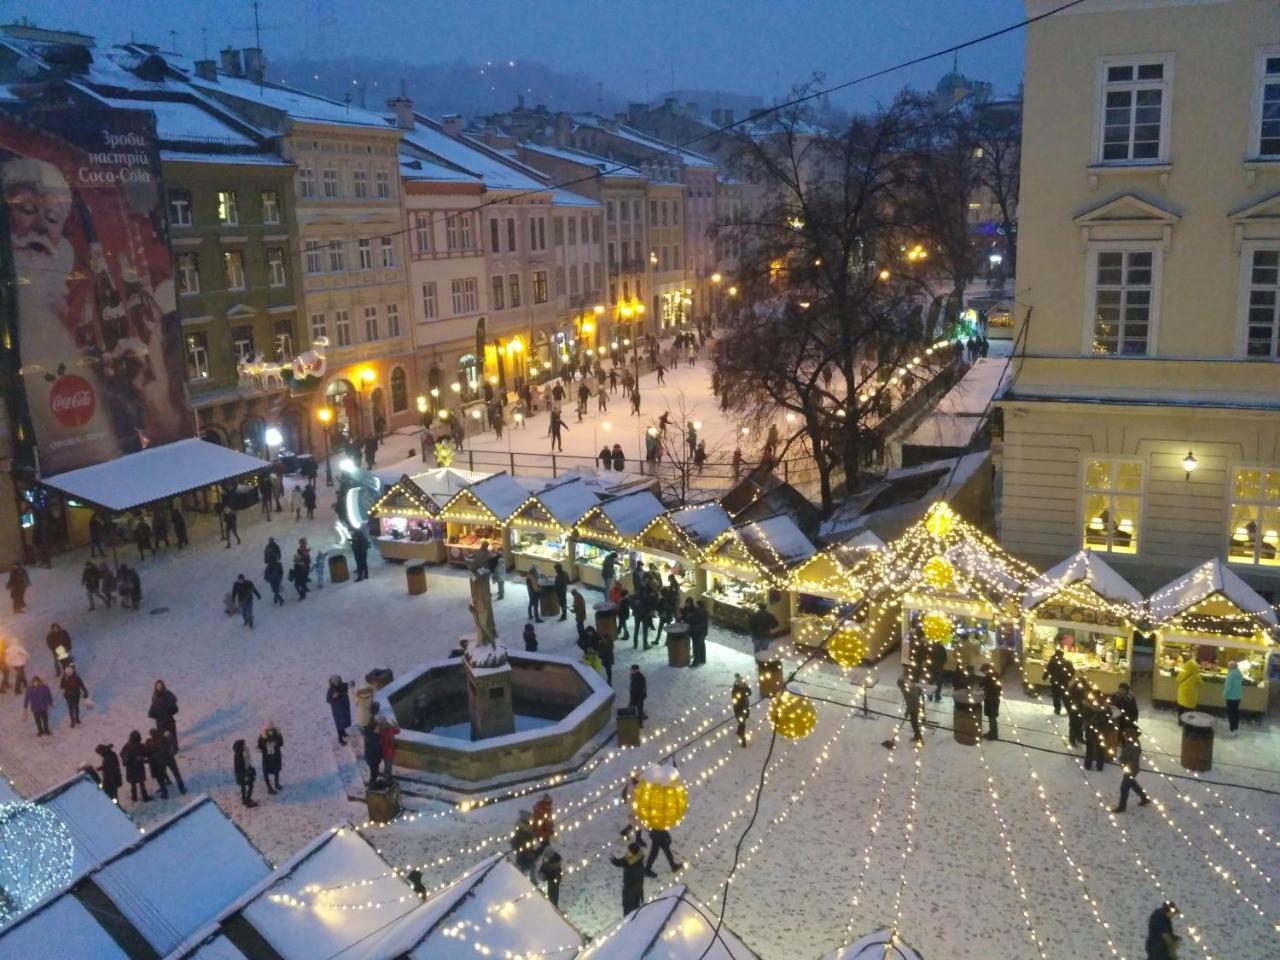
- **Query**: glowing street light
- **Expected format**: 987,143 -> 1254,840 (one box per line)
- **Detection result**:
711,273 -> 722,284
264,426 -> 283,448
316,407 -> 334,486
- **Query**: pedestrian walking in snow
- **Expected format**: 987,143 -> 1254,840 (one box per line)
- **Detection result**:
149,680 -> 180,752
980,663 -> 1002,740
525,567 -> 543,623
289,484 -> 303,521
747,603 -> 778,654
289,551 -> 310,600
898,671 -> 926,744
233,739 -> 257,807
170,506 -> 188,548
629,664 -> 647,726
539,849 -> 563,908
264,558 -> 285,605
630,385 -> 641,415
222,504 -> 240,546
118,563 -> 141,611
147,728 -> 186,797
553,563 -> 569,621
1112,720 -> 1150,813
302,483 -> 317,520
731,674 -> 752,747
258,722 -> 284,794
264,537 -> 281,566
549,411 -> 567,452
231,574 -> 261,628
351,528 -> 370,582
363,718 -> 383,783
927,638 -> 948,702
644,827 -> 683,876
134,516 -> 154,560
610,841 -> 646,915
523,622 -> 538,652
95,562 -> 115,609
152,508 -> 169,549
95,744 -> 122,803
121,730 -> 151,802
1044,644 -> 1071,715
571,588 -> 587,639
655,362 -> 666,385
23,676 -> 53,736
4,640 -> 28,694
59,664 -> 88,727
327,676 -> 353,744
492,554 -> 506,600
1145,901 -> 1181,960
45,623 -> 71,678
7,563 -> 30,613
82,561 -> 104,610
89,513 -> 107,557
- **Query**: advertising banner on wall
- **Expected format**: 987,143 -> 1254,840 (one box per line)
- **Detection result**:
0,95 -> 192,476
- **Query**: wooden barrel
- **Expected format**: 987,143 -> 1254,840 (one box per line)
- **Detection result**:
665,623 -> 691,668
406,563 -> 428,596
366,780 -> 401,823
1180,712 -> 1214,772
757,655 -> 784,697
539,579 -> 561,617
953,691 -> 983,746
616,707 -> 642,747
595,602 -> 618,641
328,553 -> 350,582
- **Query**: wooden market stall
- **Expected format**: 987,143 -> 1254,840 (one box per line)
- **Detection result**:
619,502 -> 735,605
506,477 -> 602,579
571,489 -> 669,590
1020,551 -> 1142,695
789,531 -> 898,661
1148,558 -> 1278,714
368,474 -> 448,563
438,472 -> 537,568
702,514 -> 815,633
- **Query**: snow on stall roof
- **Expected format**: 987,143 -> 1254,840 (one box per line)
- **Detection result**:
1148,557 -> 1279,626
404,467 -> 491,505
600,489 -> 666,536
32,772 -> 140,877
824,928 -> 924,960
92,96 -> 257,145
933,357 -> 1011,418
578,884 -> 762,960
92,798 -> 271,955
42,439 -> 270,512
182,934 -> 250,960
737,514 -> 815,573
1022,550 -> 1143,611
535,477 -> 603,526
454,472 -> 540,521
0,893 -> 130,959
668,503 -> 733,547
357,854 -> 583,959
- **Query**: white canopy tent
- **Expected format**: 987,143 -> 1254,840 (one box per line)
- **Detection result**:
823,927 -> 925,959
578,884 -> 762,960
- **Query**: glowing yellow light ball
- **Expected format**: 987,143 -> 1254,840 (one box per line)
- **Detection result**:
922,555 -> 954,590
922,612 -> 953,643
767,688 -> 818,740
631,765 -> 689,831
827,627 -> 866,668
925,503 -> 955,538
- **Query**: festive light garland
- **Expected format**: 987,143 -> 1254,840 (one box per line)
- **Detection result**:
631,764 -> 689,831
0,802 -> 76,924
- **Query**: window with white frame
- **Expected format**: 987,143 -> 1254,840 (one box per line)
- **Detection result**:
322,169 -> 338,199
651,200 -> 659,224
1255,53 -> 1280,158
358,238 -> 374,270
452,277 -> 478,314
223,250 -> 245,291
381,236 -> 395,267
1228,466 -> 1280,566
508,273 -> 521,308
620,200 -> 629,223
1244,247 -> 1280,356
1098,58 -> 1169,163
529,217 -> 538,251
416,214 -> 432,253
375,171 -> 390,198
1090,249 -> 1155,356
298,167 -> 315,198
274,321 -> 292,360
489,218 -> 500,253
304,240 -> 324,275
1082,459 -> 1142,555
186,332 -> 209,381
569,264 -> 579,296
554,266 -> 565,297
386,303 -> 400,338
352,169 -> 368,199
554,217 -> 565,246
169,190 -> 192,227
607,200 -> 616,223
334,309 -> 351,346
533,270 -> 548,304
506,217 -> 516,252
447,216 -> 463,251
232,325 -> 254,362
176,253 -> 199,295
491,275 -> 505,310
261,190 -> 280,225
217,190 -> 239,225
310,312 -> 327,341
593,262 -> 603,292
421,282 -> 437,319
329,239 -> 345,272
266,247 -> 286,287
390,366 -> 408,412
364,305 -> 379,341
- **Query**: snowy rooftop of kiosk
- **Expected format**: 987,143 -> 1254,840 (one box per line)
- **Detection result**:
598,489 -> 666,536
1148,557 -> 1279,626
445,471 -> 539,522
736,514 -> 816,574
1023,550 -> 1144,611
30,771 -> 141,877
578,884 -> 762,960
531,477 -> 604,526
667,503 -> 734,548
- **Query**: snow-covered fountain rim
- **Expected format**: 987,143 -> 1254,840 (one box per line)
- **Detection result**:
372,651 -> 614,753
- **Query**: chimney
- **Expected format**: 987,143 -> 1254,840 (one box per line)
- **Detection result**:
242,47 -> 266,83
441,114 -> 463,138
710,108 -> 722,126
554,113 -> 571,146
194,58 -> 218,82
219,47 -> 242,78
685,101 -> 698,115
387,95 -> 414,130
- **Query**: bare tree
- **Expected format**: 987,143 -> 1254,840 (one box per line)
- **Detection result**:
971,98 -> 1021,281
645,393 -> 725,506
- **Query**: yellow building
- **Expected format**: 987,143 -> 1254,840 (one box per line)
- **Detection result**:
999,0 -> 1280,592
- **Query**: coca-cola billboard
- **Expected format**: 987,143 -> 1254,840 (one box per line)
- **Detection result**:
0,95 -> 193,475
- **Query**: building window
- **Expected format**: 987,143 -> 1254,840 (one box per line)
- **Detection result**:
223,250 -> 245,291
555,266 -> 565,297
364,305 -> 379,341
390,366 -> 408,413
607,200 -> 616,223
489,218 -> 500,253
533,270 -> 548,304
447,215 -> 465,251
358,238 -> 374,270
1098,58 -> 1169,163
381,236 -> 395,267
1228,467 -> 1280,566
261,190 -> 280,224
266,247 -> 287,287
186,332 -> 209,380
322,169 -> 338,199
508,273 -> 521,308
554,216 -> 565,246
352,169 -> 368,199
609,280 -> 617,304
1245,248 -> 1280,356
176,253 -> 199,295
335,309 -> 351,347
491,275 -> 505,310
673,201 -> 680,222
274,320 -> 292,360
310,312 -> 327,341
217,190 -> 239,225
632,239 -> 642,263
661,246 -> 669,271
651,200 -> 659,224
507,217 -> 517,252
569,264 -> 579,296
1082,459 -> 1142,555
169,190 -> 192,227
232,324 -> 254,363
530,217 -> 538,250
304,240 -> 324,275
298,167 -> 315,198
592,216 -> 600,243
632,199 -> 642,222
452,277 -> 479,314
1090,249 -> 1155,356
620,200 -> 629,223
416,214 -> 432,253
422,282 -> 437,319
375,171 -> 390,198
386,303 -> 400,338
1255,53 -> 1280,158
329,239 -> 345,272
673,244 -> 681,266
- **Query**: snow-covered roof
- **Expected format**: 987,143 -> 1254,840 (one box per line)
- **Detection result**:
399,153 -> 480,183
161,150 -> 290,166
736,514 -> 816,574
1148,558 -> 1278,627
31,772 -> 140,877
182,934 -> 250,960
400,119 -> 549,192
599,489 -> 667,537
92,96 -> 257,146
578,884 -> 761,960
1022,550 -> 1143,611
41,439 -> 270,512
573,116 -> 717,168
552,187 -> 601,207
521,141 -> 647,179
530,477 -> 602,527
443,472 -> 536,523
667,503 -> 733,548
0,894 -> 129,959
187,72 -> 393,129
409,467 -> 492,502
824,928 -> 923,960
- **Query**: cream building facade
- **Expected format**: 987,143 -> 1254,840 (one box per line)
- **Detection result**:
999,0 -> 1280,592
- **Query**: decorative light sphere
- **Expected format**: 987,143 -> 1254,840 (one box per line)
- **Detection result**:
767,687 -> 818,740
827,627 -> 866,668
922,612 -> 953,644
631,765 -> 688,831
0,802 -> 75,923
922,556 -> 955,591
924,503 -> 955,538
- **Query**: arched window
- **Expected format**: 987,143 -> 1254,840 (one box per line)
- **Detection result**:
390,366 -> 408,413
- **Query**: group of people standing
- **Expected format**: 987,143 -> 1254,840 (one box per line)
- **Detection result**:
78,679 -> 186,805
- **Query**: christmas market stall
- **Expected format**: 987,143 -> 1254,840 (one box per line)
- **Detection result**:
438,472 -> 537,568
367,474 -> 448,563
571,488 -> 668,590
1148,558 -> 1278,714
789,531 -> 899,662
577,884 -> 761,960
1020,550 -> 1142,694
624,502 -> 733,603
506,476 -> 602,578
702,514 -> 815,633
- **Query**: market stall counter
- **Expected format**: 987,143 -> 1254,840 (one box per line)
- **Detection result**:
507,477 -> 601,580
702,514 -> 815,634
368,474 -> 449,564
572,489 -> 668,591
438,472 -> 538,569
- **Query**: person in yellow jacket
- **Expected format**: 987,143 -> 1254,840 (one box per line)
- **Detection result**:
1175,653 -> 1201,723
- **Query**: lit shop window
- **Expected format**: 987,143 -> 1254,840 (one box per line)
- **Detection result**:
1228,467 -> 1280,566
1082,459 -> 1141,555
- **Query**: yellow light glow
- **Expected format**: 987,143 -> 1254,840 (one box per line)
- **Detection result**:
711,272 -> 722,283
924,502 -> 955,538
922,555 -> 955,591
594,304 -> 605,315
828,628 -> 866,668
631,766 -> 689,830
767,689 -> 817,740
416,395 -> 427,413
358,367 -> 376,385
581,321 -> 595,334
317,407 -> 332,424
636,304 -> 646,314
508,336 -> 524,353
922,612 -> 953,643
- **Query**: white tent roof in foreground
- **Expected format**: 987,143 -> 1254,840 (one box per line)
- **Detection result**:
31,771 -> 141,877
1148,557 -> 1279,626
41,438 -> 269,512
579,884 -> 762,960
1022,550 -> 1144,611
823,927 -> 924,959
0,893 -> 130,959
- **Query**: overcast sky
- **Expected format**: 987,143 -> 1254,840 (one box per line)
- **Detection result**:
9,0 -> 1027,107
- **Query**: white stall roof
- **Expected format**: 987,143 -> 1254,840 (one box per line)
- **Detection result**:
824,927 -> 924,960
447,472 -> 537,522
42,439 -> 269,512
933,356 -> 1011,417
0,772 -> 19,803
600,489 -> 666,537
1023,550 -> 1143,611
579,884 -> 762,960
737,514 -> 816,573
33,772 -> 140,876
407,467 -> 492,503
668,503 -> 733,547
1148,557 -> 1278,626
181,934 -> 250,960
535,477 -> 604,526
0,893 -> 129,959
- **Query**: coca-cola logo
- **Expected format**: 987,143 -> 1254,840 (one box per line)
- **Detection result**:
49,375 -> 96,428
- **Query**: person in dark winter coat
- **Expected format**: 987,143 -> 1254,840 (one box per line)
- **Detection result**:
149,680 -> 180,752
747,604 -> 778,654
1044,644 -> 1072,715
1113,720 -> 1151,813
96,744 -> 123,803
616,589 -> 632,642
119,564 -> 142,611
980,663 -> 1002,740
82,561 -> 104,610
170,506 -> 188,548
7,564 -> 30,613
264,559 -> 285,605
525,568 -> 544,623
644,827 -> 683,876
290,552 -> 310,600
302,484 -> 317,520
231,574 -> 262,628
407,869 -> 428,900
731,674 -> 752,747
89,513 -> 107,557
222,504 -> 240,546
327,676 -> 353,744
134,517 -> 153,560
571,589 -> 587,638
147,728 -> 186,797
1066,673 -> 1088,747
121,730 -> 151,802
46,623 -> 71,677
601,553 -> 617,595
97,562 -> 116,609
611,443 -> 625,471
1081,683 -> 1109,772
553,563 -> 569,621
23,676 -> 53,735
539,849 -> 563,908
1146,901 -> 1181,960
688,600 -> 710,665
597,633 -> 615,684
523,623 -> 538,652
512,811 -> 542,882
264,537 -> 282,566
363,720 -> 383,783
59,664 -> 88,727
1110,682 -> 1139,726
629,665 -> 647,726
927,639 -> 948,702
151,509 -> 169,549
351,528 -> 370,581
598,445 -> 613,470
233,739 -> 257,806
258,722 -> 284,793
376,716 -> 399,781
610,841 -> 647,915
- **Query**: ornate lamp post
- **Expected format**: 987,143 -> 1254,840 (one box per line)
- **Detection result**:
316,406 -> 334,486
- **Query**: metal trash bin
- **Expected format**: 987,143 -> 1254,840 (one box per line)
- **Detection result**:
365,668 -> 394,691
616,706 -> 641,747
595,602 -> 618,641
406,563 -> 428,596
756,655 -> 784,697
953,691 -> 983,746
539,578 -> 561,618
1180,712 -> 1214,771
366,779 -> 401,823
328,553 -> 350,583
356,685 -> 375,727
665,623 -> 690,668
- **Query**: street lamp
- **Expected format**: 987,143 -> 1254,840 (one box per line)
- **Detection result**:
316,406 -> 334,486
358,367 -> 376,437
416,394 -> 428,429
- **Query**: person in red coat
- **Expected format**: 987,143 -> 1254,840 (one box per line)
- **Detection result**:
376,715 -> 400,782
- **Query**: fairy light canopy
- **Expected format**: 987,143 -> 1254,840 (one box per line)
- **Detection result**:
665,502 -> 734,554
368,474 -> 446,519
1021,550 -> 1143,624
1148,557 -> 1278,633
791,530 -> 885,598
578,884 -> 763,960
